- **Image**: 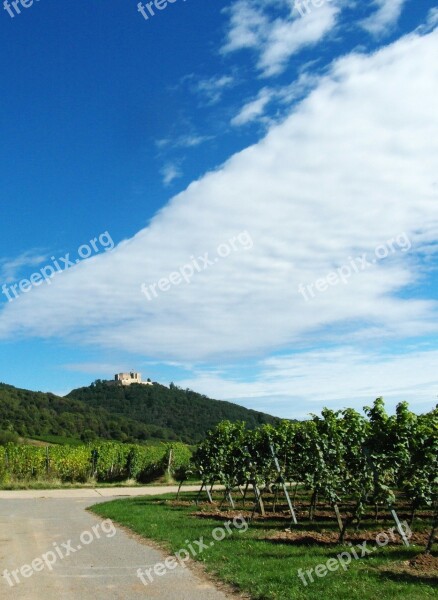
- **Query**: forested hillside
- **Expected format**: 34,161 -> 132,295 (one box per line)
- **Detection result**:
0,383 -> 178,442
67,380 -> 282,442
0,381 -> 281,444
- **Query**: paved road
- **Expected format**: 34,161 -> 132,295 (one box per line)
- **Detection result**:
0,485 -> 204,500
0,487 -> 232,600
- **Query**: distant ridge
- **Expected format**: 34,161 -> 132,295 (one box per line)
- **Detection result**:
0,380 -> 283,444
67,380 -> 283,443
0,382 -> 165,443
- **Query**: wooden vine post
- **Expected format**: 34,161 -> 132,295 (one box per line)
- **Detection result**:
244,447 -> 265,517
390,507 -> 411,547
196,482 -> 213,505
270,444 -> 298,525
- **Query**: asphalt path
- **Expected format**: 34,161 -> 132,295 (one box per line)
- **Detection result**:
0,487 -> 232,600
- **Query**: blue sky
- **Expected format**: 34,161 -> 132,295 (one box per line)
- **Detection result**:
1,0 -> 438,419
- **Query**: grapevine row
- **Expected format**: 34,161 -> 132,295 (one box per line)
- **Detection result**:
0,441 -> 191,484
193,399 -> 437,550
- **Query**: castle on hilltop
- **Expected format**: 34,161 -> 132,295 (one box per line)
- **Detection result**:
112,372 -> 153,386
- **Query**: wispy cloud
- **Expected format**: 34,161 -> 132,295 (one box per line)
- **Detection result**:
231,87 -> 274,126
175,346 -> 438,418
361,0 -> 409,36
161,163 -> 183,186
194,75 -> 235,104
416,7 -> 438,35
222,0 -> 341,77
0,251 -> 48,284
63,362 -> 134,375
156,134 -> 213,150
231,72 -> 320,126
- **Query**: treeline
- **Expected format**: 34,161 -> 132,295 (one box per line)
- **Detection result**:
0,441 -> 192,484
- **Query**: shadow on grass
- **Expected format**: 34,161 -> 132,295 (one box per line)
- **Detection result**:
264,536 -> 341,547
378,569 -> 438,586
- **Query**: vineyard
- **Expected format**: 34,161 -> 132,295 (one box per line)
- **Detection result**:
193,398 -> 437,552
1,397 -> 436,551
0,441 -> 192,485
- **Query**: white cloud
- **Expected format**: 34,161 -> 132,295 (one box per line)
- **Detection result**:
361,0 -> 408,36
231,73 -> 321,126
221,0 -> 268,53
0,30 -> 438,381
161,163 -> 183,186
416,7 -> 438,35
222,0 -> 341,77
63,362 -> 128,375
0,251 -> 48,284
156,134 -> 213,150
231,88 -> 275,126
175,347 -> 438,418
195,75 -> 235,104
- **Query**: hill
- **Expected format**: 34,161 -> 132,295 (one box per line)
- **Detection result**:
0,383 -> 176,443
67,380 -> 282,443
0,381 -> 282,444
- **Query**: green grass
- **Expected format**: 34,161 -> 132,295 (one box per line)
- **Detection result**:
0,478 -> 199,490
91,492 -> 437,600
29,435 -> 84,446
